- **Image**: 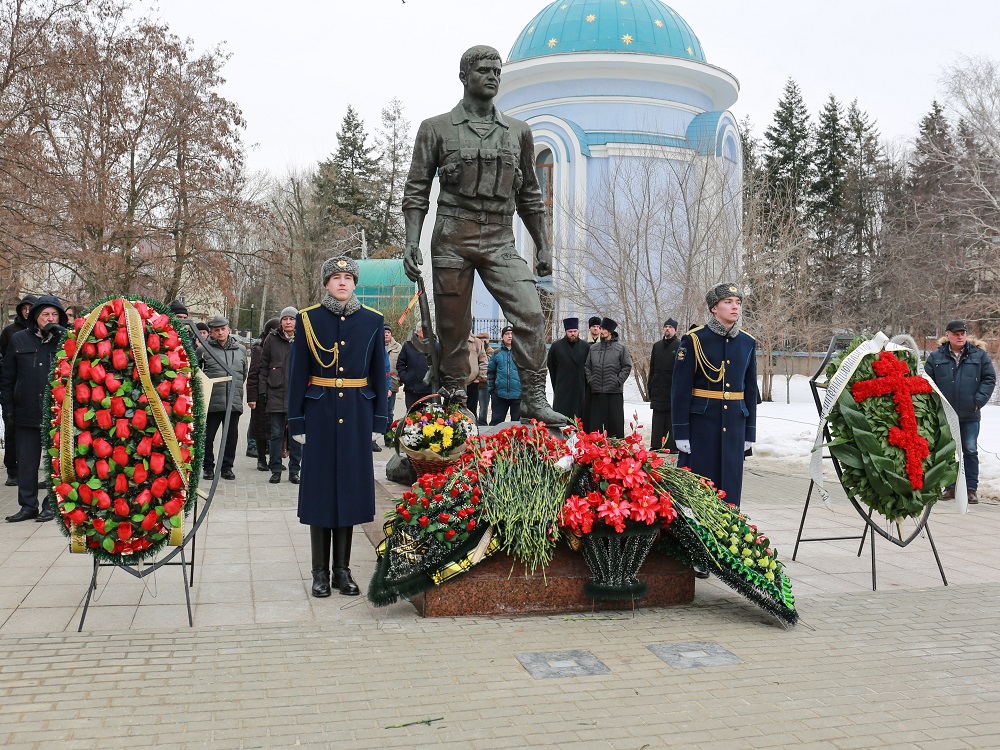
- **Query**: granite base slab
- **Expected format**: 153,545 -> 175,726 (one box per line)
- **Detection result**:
408,542 -> 695,617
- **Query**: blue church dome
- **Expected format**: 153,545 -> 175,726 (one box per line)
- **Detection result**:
508,0 -> 706,63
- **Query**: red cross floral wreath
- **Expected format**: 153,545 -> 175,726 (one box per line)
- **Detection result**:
824,341 -> 958,521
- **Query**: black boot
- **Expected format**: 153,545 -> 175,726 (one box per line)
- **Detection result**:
332,526 -> 360,596
310,526 -> 331,597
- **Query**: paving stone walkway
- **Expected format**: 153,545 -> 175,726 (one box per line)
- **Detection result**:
0,440 -> 996,749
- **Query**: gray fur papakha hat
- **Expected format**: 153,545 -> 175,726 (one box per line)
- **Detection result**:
706,282 -> 742,309
322,256 -> 359,284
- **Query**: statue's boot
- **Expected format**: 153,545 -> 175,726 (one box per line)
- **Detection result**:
519,368 -> 568,427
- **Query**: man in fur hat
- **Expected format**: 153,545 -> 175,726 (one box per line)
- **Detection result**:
925,320 -> 996,504
547,317 -> 590,421
584,317 -> 632,438
672,284 -> 757,507
287,256 -> 388,598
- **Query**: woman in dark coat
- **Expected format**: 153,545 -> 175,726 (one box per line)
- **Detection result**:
246,318 -> 279,470
287,257 -> 388,598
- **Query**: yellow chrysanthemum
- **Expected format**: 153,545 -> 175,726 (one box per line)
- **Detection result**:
430,444 -> 442,453
422,425 -> 435,436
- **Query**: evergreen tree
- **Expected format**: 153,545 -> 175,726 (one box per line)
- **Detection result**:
763,78 -> 814,219
374,98 -> 411,254
808,94 -> 847,243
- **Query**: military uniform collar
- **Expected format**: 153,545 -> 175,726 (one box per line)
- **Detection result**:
450,101 -> 508,129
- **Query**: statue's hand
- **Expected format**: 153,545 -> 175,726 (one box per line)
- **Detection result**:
535,247 -> 553,277
404,242 -> 424,281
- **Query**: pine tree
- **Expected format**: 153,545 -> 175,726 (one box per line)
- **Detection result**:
763,78 -> 813,219
808,94 -> 847,243
374,98 -> 411,254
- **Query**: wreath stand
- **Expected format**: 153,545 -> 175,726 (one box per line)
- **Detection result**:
792,334 -> 948,591
76,320 -> 236,631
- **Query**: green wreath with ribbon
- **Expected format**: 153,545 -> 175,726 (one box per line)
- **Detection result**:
823,339 -> 958,521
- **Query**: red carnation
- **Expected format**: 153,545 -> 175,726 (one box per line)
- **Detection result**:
140,511 -> 159,531
175,422 -> 190,442
132,464 -> 148,485
110,397 -> 126,417
55,482 -> 73,498
445,529 -> 457,540
111,349 -> 128,371
93,517 -> 105,534
114,497 -> 130,517
95,459 -> 110,480
91,363 -> 107,383
131,409 -> 148,430
74,457 -> 91,478
111,298 -> 124,317
156,379 -> 171,398
418,515 -> 429,528
92,438 -> 112,459
95,409 -> 113,431
163,498 -> 183,516
150,476 -> 169,498
114,419 -> 130,440
68,508 -> 87,525
147,333 -> 161,352
438,513 -> 450,523
401,509 -> 411,521
117,522 -> 132,541
136,489 -> 152,508
75,383 -> 91,403
134,301 -> 149,318
149,453 -> 165,474
167,470 -> 183,491
78,485 -> 93,505
94,490 -> 111,509
104,374 -> 122,393
151,313 -> 170,331
148,356 -> 162,375
114,474 -> 128,494
90,385 -> 106,404
81,342 -> 97,360
164,331 -> 179,349
467,519 -> 476,531
55,359 -> 71,378
111,445 -> 128,466
74,317 -> 85,332
166,349 -> 184,369
63,338 -> 77,358
151,430 -> 164,447
52,384 -> 66,404
172,375 -> 188,394
136,436 -> 153,456
93,320 -> 109,339
173,396 -> 191,416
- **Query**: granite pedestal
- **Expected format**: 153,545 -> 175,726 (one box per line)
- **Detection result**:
408,542 -> 695,617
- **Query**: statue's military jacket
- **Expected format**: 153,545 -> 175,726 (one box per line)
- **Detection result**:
671,325 -> 757,506
287,302 -> 388,528
402,101 -> 546,220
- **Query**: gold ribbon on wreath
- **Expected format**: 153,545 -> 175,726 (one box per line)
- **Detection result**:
60,300 -> 190,550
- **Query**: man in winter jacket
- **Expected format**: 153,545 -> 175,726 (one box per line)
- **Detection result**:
384,325 -> 402,429
925,320 -> 996,504
252,307 -> 301,485
585,317 -> 632,438
476,332 -> 494,424
488,326 -> 521,424
648,318 -> 680,452
547,317 -> 590,421
397,325 -> 436,411
466,329 -> 489,418
0,294 -> 37,486
0,296 -> 68,521
198,315 -> 248,481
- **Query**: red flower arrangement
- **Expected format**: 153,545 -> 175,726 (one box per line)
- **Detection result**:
46,297 -> 202,561
391,464 -> 483,549
559,429 -> 678,534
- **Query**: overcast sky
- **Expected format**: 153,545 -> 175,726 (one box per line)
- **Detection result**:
149,0 -> 999,175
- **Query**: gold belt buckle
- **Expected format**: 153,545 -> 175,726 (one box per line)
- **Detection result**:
335,377 -> 344,388
723,391 -> 730,400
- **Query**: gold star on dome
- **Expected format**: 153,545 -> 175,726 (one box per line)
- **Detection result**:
560,3 -> 568,8
654,19 -> 664,27
547,38 -> 558,48
619,1 -> 628,5
527,26 -> 534,33
621,34 -> 633,45
586,14 -> 596,22
686,46 -> 694,55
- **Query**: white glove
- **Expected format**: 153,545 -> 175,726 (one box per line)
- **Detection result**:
744,441 -> 753,451
292,434 -> 306,445
676,439 -> 691,454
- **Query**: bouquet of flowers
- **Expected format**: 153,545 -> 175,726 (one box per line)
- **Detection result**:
398,402 -> 475,464
560,429 -> 678,535
393,465 -> 483,551
45,297 -> 202,563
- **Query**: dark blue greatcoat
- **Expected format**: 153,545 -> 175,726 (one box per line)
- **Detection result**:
671,325 -> 757,506
287,303 -> 388,528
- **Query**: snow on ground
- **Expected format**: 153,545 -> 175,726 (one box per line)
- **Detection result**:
616,374 -> 1000,500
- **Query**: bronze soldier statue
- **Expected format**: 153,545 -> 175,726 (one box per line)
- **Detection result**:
402,44 -> 565,426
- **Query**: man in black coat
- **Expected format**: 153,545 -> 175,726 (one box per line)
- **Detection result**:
256,307 -> 301,485
0,294 -> 37,486
547,317 -> 590,422
0,296 -> 68,521
924,320 -> 997,505
648,318 -> 680,452
396,325 -> 434,411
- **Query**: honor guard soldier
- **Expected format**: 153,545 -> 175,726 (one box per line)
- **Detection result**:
671,283 -> 757,507
287,256 -> 389,598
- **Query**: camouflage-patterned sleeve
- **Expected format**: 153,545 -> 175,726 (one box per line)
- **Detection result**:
514,124 -> 546,218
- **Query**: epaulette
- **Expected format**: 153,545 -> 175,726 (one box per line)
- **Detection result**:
741,329 -> 756,341
687,325 -> 704,335
299,304 -> 320,313
362,304 -> 382,316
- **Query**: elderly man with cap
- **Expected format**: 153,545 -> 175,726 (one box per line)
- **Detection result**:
488,325 -> 521,424
0,294 -> 37,486
925,319 -> 996,504
584,317 -> 632,438
251,307 -> 301,485
547,317 -> 590,422
287,256 -> 388,598
0,296 -> 68,521
648,318 -> 680,452
672,283 -> 758,508
198,314 -> 248,482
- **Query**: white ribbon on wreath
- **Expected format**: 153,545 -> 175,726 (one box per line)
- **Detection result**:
810,331 -> 967,514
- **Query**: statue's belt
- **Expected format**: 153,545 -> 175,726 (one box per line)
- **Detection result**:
437,206 -> 513,226
692,388 -> 744,401
309,376 -> 368,388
